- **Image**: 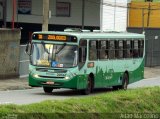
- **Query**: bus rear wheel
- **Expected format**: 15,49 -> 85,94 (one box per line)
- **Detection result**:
121,73 -> 129,90
112,85 -> 122,90
82,77 -> 92,95
43,87 -> 53,93
112,73 -> 129,90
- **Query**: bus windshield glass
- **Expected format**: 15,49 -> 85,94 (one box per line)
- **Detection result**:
31,43 -> 78,68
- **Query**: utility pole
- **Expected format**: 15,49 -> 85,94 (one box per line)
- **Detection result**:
82,0 -> 85,29
142,8 -> 144,32
147,2 -> 151,27
42,0 -> 49,31
12,0 -> 16,30
127,3 -> 130,29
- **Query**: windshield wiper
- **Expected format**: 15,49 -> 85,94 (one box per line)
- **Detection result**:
41,41 -> 50,54
55,43 -> 66,54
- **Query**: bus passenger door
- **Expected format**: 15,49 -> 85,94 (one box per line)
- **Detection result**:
88,40 -> 103,88
78,39 -> 87,89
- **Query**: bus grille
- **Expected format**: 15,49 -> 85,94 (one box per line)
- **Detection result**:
36,68 -> 67,73
38,75 -> 65,79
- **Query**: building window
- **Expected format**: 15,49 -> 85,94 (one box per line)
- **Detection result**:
18,0 -> 31,14
56,2 -> 71,17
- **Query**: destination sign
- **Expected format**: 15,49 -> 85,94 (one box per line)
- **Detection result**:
47,35 -> 66,41
32,34 -> 77,42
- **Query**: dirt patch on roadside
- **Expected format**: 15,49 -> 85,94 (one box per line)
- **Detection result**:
144,66 -> 160,79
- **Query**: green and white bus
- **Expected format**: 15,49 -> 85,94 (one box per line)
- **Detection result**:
26,30 -> 145,94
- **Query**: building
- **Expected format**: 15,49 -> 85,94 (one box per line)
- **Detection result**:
129,1 -> 160,28
0,0 -> 100,44
1,0 -> 160,69
128,0 -> 160,66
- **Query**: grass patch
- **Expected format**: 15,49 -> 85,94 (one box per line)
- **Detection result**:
0,87 -> 160,119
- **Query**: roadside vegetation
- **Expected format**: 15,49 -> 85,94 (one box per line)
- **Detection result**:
0,86 -> 160,119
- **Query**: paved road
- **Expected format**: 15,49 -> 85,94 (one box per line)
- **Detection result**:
128,77 -> 160,88
0,88 -> 83,105
0,77 -> 160,105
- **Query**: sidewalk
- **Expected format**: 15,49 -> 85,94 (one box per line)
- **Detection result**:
0,77 -> 31,91
0,67 -> 160,91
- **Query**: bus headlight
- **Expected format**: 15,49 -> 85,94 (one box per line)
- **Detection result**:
33,74 -> 39,78
65,76 -> 70,80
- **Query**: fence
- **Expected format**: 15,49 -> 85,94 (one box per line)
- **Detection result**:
145,36 -> 160,67
127,28 -> 160,67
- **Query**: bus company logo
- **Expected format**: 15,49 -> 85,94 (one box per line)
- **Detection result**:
48,70 -> 55,73
105,75 -> 113,80
57,73 -> 66,77
105,69 -> 114,80
46,72 -> 56,76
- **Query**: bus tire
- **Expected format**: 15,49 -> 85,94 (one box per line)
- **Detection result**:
121,73 -> 129,90
43,87 -> 53,93
81,76 -> 92,95
112,85 -> 121,90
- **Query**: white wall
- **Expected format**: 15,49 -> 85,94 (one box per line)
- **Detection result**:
100,0 -> 128,31
6,0 -> 100,27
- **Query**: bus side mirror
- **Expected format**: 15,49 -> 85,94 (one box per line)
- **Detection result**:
25,43 -> 31,55
73,50 -> 78,67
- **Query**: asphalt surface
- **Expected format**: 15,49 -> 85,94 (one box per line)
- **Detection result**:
128,76 -> 160,88
0,88 -> 78,105
0,77 -> 160,105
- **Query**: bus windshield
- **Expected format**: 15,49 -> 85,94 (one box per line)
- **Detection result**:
31,43 -> 78,68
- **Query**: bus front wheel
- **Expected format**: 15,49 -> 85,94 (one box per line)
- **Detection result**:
82,77 -> 92,95
43,87 -> 53,93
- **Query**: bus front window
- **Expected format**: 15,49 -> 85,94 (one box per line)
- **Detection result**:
31,43 -> 78,68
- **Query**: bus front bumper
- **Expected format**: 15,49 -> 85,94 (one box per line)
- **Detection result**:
28,74 -> 78,89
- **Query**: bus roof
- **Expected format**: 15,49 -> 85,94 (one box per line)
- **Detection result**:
33,31 -> 145,39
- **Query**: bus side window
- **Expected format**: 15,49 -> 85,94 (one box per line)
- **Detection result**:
123,40 -> 131,58
109,40 -> 115,59
118,40 -> 123,59
79,40 -> 87,69
139,40 -> 144,57
99,40 -> 108,59
115,40 -> 119,58
133,40 -> 139,58
89,41 -> 97,60
127,40 -> 131,58
123,40 -> 127,58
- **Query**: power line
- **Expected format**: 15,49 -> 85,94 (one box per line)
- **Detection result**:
86,0 -> 160,10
